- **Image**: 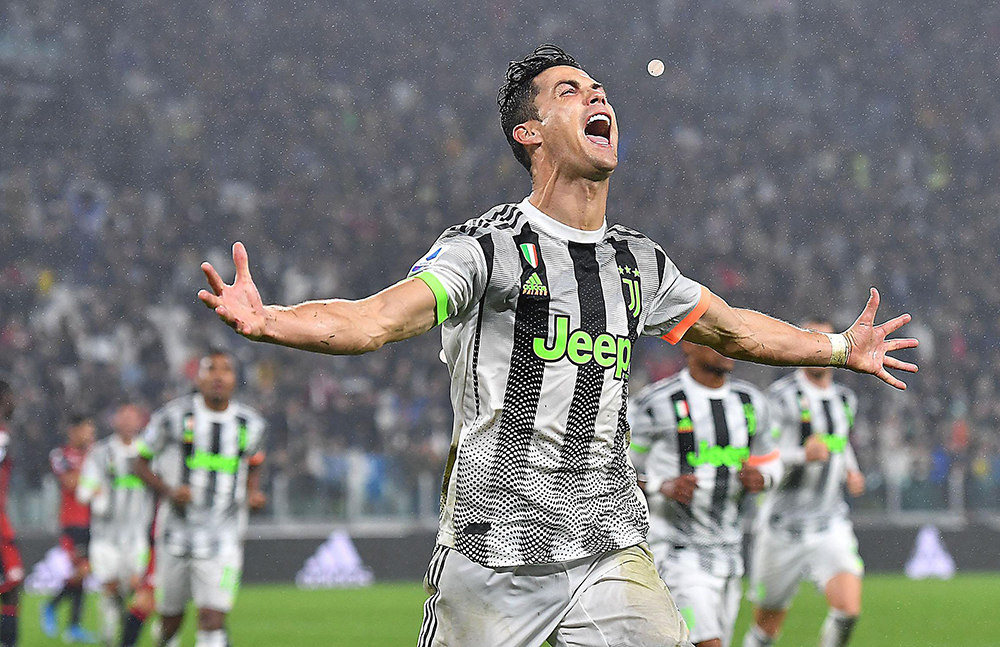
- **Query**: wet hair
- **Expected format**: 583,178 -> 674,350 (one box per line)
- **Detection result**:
497,44 -> 583,172
68,412 -> 92,427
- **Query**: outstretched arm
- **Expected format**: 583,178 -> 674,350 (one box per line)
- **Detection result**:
198,242 -> 437,355
683,287 -> 918,390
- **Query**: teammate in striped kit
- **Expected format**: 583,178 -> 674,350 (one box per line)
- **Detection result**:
196,45 -> 917,647
631,343 -> 782,647
76,404 -> 154,646
133,350 -> 267,647
0,381 -> 23,647
743,318 -> 867,647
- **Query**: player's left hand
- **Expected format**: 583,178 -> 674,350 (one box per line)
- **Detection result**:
738,466 -> 766,493
199,242 -> 269,340
846,470 -> 866,497
843,288 -> 918,390
248,489 -> 267,510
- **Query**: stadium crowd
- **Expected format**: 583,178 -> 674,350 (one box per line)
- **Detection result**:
1,0 -> 998,527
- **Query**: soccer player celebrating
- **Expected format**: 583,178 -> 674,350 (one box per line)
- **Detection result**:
0,381 -> 24,647
133,350 -> 266,647
197,45 -> 917,646
630,343 -> 781,647
76,404 -> 154,646
44,413 -> 97,644
743,318 -> 869,647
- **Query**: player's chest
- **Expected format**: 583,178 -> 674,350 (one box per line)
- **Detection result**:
674,397 -> 755,470
495,240 -> 653,334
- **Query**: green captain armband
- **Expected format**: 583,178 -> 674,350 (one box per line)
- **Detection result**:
413,271 -> 449,326
136,440 -> 155,460
629,442 -> 651,454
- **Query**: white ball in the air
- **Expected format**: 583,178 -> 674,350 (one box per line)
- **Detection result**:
647,59 -> 664,77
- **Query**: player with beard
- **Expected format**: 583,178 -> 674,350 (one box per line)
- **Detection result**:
133,351 -> 266,647
0,381 -> 23,647
196,45 -> 917,646
630,343 -> 781,647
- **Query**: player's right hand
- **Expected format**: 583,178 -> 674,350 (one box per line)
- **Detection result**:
804,434 -> 830,462
660,474 -> 698,505
198,242 -> 269,340
170,485 -> 192,506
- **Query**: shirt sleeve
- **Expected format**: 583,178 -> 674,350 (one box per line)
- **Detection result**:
407,230 -> 489,326
746,392 -> 784,489
641,250 -> 711,343
136,408 -> 170,460
769,387 -> 806,466
629,393 -> 678,497
843,389 -> 861,473
246,414 -> 267,467
76,447 -> 104,505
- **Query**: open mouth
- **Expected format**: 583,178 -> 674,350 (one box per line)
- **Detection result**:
585,113 -> 612,147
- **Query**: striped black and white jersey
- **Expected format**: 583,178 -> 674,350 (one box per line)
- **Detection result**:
758,371 -> 859,534
407,198 -> 709,568
77,435 -> 154,546
137,394 -> 266,559
629,369 -> 781,576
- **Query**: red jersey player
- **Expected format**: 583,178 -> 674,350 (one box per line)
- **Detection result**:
0,380 -> 23,647
42,414 -> 97,643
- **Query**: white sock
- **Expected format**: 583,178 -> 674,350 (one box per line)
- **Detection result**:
196,629 -> 228,647
820,609 -> 858,647
743,625 -> 776,647
99,593 -> 120,645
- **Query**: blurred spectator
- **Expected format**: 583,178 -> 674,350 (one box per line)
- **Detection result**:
1,0 -> 998,524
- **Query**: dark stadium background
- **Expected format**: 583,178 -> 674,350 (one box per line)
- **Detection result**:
1,0 -> 998,643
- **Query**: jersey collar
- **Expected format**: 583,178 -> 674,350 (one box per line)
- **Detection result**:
517,197 -> 607,244
795,369 -> 835,396
680,368 -> 731,398
194,393 -> 231,417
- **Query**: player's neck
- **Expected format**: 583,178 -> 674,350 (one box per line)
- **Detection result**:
202,395 -> 230,412
801,368 -> 834,389
688,364 -> 728,390
528,171 -> 609,232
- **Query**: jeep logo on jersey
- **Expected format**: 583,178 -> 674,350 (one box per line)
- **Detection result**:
618,265 -> 641,318
532,315 -> 632,380
686,441 -> 750,468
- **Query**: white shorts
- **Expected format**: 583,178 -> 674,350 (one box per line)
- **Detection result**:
91,538 -> 150,588
653,545 -> 742,646
418,543 -> 692,647
155,545 -> 243,616
748,517 -> 864,611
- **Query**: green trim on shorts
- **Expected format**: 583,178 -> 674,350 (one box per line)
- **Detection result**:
414,271 -> 449,326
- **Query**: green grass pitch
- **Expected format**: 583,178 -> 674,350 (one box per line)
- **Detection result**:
21,574 -> 999,646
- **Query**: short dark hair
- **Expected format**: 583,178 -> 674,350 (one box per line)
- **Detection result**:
498,45 -> 583,172
205,346 -> 232,361
68,412 -> 92,427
